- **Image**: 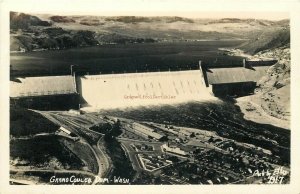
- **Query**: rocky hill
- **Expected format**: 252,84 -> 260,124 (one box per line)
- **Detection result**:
236,35 -> 290,129
239,23 -> 290,54
10,12 -> 51,29
254,44 -> 290,121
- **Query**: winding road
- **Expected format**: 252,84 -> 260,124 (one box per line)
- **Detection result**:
29,110 -> 113,184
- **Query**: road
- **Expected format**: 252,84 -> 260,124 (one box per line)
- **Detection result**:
33,110 -> 113,184
48,111 -> 113,182
96,136 -> 112,179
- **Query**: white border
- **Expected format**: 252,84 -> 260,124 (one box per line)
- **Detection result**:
1,0 -> 300,194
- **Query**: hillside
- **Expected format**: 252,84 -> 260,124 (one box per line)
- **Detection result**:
10,12 -> 289,52
254,44 -> 290,121
239,23 -> 290,54
236,39 -> 290,129
10,12 -> 51,29
10,107 -> 58,137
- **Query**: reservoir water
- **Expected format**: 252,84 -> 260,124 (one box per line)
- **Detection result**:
10,41 -> 244,77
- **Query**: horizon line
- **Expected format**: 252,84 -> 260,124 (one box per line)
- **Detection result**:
12,11 -> 289,21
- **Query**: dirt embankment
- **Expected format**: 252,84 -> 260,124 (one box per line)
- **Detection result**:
236,44 -> 290,129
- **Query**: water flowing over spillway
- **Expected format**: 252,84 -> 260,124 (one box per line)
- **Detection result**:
77,70 -> 216,110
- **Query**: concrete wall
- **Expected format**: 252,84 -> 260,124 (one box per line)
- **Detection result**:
211,82 -> 256,97
77,70 -> 214,109
10,76 -> 76,98
10,94 -> 79,110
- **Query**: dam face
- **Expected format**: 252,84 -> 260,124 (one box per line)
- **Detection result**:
77,70 -> 214,109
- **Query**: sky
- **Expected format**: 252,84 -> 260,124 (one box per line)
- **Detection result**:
30,11 -> 289,21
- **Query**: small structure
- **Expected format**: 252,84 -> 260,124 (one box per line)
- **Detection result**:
161,143 -> 189,157
69,109 -> 81,115
10,75 -> 79,110
153,124 -> 192,137
131,122 -> 166,140
199,59 -> 276,97
137,154 -> 173,172
178,129 -> 192,137
59,126 -> 71,135
20,47 -> 26,52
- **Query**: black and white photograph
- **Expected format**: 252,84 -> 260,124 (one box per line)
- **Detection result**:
1,0 -> 300,193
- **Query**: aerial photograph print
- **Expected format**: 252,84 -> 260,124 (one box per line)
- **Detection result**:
8,7 -> 292,186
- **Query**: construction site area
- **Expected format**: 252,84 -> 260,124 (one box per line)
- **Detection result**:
10,105 -> 290,185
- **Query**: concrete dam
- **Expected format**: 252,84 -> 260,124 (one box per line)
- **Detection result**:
77,70 -> 214,109
10,59 -> 271,110
10,69 -> 215,110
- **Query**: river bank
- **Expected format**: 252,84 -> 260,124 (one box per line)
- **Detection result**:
218,48 -> 275,61
236,95 -> 289,130
225,45 -> 291,130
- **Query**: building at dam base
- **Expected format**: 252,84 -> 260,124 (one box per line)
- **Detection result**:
200,59 -> 274,97
10,76 -> 79,110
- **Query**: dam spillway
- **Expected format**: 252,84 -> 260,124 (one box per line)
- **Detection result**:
77,70 -> 215,109
9,69 -> 216,110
